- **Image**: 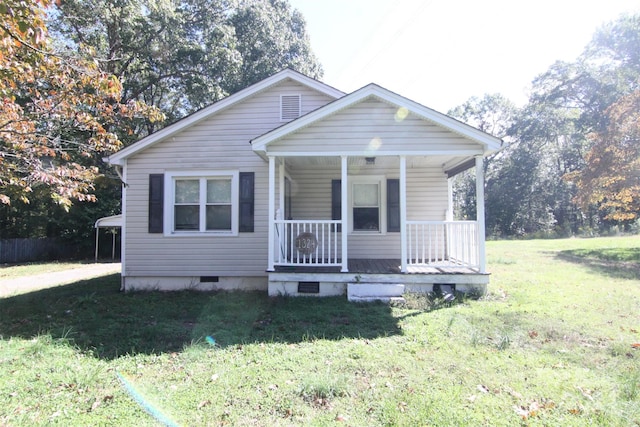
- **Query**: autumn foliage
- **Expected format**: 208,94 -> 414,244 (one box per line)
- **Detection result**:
566,90 -> 640,221
0,0 -> 163,208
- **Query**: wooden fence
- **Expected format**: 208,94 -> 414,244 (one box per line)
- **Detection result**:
0,238 -> 81,264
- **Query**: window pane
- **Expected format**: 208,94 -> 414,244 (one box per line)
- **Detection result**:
175,205 -> 199,230
207,179 -> 231,203
354,183 -> 378,206
206,205 -> 232,230
354,207 -> 379,231
175,180 -> 199,203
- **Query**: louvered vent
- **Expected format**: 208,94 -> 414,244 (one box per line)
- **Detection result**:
280,94 -> 301,121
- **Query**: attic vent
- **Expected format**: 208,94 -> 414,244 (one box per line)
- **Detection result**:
281,94 -> 301,121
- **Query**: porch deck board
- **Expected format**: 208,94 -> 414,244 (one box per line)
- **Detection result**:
273,259 -> 479,275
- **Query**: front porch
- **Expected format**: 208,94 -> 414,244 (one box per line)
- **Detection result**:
268,257 -> 489,297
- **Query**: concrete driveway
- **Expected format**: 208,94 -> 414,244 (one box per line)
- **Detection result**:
0,263 -> 121,298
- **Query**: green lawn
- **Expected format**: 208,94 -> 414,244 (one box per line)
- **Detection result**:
0,236 -> 638,426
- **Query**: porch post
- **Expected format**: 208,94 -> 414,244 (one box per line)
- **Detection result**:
399,155 -> 408,273
475,155 -> 486,273
267,156 -> 276,271
447,177 -> 454,222
278,159 -> 285,216
340,155 -> 348,272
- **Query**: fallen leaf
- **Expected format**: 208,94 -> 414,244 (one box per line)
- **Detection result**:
477,384 -> 489,393
197,400 -> 211,409
631,343 -> 640,348
335,415 -> 347,422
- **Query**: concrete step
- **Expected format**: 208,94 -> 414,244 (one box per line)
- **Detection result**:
347,283 -> 405,303
348,295 -> 406,303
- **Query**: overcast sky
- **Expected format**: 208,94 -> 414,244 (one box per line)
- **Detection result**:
288,0 -> 640,112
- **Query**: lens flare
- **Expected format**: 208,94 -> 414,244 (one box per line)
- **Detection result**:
394,107 -> 409,122
368,137 -> 382,152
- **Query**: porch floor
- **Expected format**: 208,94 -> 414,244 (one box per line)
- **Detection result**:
273,259 -> 479,275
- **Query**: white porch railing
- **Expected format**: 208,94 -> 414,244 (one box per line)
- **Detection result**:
274,220 -> 341,266
406,221 -> 479,269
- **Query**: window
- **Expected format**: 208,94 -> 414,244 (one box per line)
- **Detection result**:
353,183 -> 380,231
349,176 -> 387,233
166,171 -> 239,235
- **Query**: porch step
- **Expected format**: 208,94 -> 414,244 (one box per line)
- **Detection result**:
348,296 -> 406,304
347,283 -> 405,303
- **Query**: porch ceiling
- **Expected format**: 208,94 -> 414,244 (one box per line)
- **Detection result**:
280,154 -> 472,172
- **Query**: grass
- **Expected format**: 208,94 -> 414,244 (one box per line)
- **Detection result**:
0,236 -> 639,426
0,261 -> 92,280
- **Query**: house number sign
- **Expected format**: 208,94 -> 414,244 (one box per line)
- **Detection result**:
295,232 -> 318,255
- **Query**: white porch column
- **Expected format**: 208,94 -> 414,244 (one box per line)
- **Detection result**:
340,156 -> 348,272
400,155 -> 408,273
447,177 -> 454,222
278,159 -> 285,216
400,156 -> 407,273
267,156 -> 276,271
475,155 -> 486,273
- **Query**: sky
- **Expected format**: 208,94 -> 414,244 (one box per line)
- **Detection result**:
288,0 -> 640,113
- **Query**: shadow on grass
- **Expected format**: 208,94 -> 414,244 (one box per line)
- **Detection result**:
556,247 -> 640,280
0,274 -> 404,360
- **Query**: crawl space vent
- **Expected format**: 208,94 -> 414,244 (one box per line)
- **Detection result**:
200,276 -> 219,283
281,94 -> 301,121
298,281 -> 320,294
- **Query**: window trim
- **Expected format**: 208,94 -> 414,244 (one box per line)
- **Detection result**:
164,170 -> 239,236
348,175 -> 387,234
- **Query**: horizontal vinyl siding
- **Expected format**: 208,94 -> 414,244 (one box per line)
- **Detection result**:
123,81 -> 333,277
268,99 -> 481,154
288,165 -> 448,259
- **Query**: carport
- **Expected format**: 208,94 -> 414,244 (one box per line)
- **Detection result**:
94,214 -> 122,262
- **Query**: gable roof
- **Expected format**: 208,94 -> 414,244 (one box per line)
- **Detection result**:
251,83 -> 503,155
105,69 -> 345,166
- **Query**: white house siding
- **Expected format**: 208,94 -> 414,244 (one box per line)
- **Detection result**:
267,99 -> 482,155
123,80 -> 336,281
288,165 -> 448,259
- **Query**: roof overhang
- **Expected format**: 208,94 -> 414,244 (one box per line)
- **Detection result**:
105,69 -> 345,166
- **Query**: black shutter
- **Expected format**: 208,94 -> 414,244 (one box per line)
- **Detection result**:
239,172 -> 254,232
387,179 -> 400,232
148,174 -> 164,233
331,179 -> 341,232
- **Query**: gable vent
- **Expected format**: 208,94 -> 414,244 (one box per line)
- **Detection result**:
281,94 -> 301,121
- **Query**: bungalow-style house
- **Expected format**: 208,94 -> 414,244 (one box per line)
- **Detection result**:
106,69 -> 502,299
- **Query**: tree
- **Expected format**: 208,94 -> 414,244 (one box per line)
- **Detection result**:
566,90 -> 640,221
51,0 -> 323,133
0,0 -> 163,208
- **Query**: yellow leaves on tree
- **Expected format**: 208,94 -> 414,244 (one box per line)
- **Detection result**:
0,0 -> 163,208
566,90 -> 640,221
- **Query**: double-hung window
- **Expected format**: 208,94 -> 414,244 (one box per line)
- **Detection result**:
350,176 -> 387,233
166,171 -> 239,235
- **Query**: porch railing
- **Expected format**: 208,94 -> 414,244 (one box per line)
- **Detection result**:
274,220 -> 341,266
406,221 -> 479,269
